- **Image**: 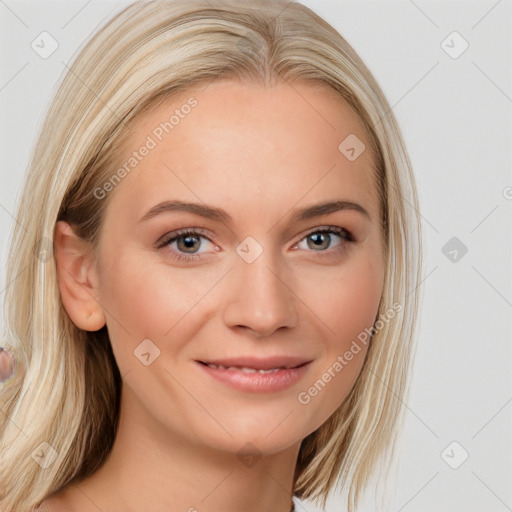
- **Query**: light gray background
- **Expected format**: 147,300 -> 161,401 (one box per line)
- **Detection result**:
1,1 -> 511,511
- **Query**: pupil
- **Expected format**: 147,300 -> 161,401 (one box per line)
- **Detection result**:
309,233 -> 329,250
181,236 -> 199,252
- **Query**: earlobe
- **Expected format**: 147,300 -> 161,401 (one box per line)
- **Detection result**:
53,221 -> 106,331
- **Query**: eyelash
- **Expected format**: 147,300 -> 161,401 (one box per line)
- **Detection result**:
155,226 -> 355,263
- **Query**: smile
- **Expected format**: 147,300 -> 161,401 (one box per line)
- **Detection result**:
195,357 -> 312,393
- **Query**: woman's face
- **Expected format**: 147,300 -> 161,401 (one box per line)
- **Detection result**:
89,79 -> 384,455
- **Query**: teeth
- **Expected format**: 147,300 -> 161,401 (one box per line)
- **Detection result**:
206,363 -> 282,373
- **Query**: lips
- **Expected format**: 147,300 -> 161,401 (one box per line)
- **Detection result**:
195,356 -> 312,393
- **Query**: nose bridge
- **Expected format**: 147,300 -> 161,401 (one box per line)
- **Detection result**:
222,243 -> 298,336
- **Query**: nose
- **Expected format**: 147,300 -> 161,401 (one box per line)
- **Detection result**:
222,253 -> 299,338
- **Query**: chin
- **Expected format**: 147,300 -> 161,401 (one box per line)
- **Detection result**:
186,409 -> 311,457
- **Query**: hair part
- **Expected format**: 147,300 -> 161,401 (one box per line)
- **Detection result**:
0,1 -> 422,511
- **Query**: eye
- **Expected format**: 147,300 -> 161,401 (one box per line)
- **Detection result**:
156,228 -> 216,262
156,225 -> 355,264
293,226 -> 354,253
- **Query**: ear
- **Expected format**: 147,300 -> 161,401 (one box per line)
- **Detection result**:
53,220 -> 106,331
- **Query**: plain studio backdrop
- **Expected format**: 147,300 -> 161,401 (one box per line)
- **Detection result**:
0,1 -> 511,511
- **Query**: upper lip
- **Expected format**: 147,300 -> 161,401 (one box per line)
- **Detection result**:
196,356 -> 312,370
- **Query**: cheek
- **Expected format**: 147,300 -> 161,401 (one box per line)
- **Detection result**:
307,252 -> 381,355
294,253 -> 383,429
301,250 -> 384,344
95,247 -> 173,365
96,247 -> 223,365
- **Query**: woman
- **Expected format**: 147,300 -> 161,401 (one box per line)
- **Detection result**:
0,1 -> 423,511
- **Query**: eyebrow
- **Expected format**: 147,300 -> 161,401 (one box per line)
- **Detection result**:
138,199 -> 370,224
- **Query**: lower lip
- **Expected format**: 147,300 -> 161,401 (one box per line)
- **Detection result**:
196,361 -> 311,393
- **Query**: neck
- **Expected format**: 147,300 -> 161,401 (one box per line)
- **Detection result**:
73,385 -> 299,512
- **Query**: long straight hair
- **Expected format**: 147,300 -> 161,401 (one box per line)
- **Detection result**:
0,1 -> 423,511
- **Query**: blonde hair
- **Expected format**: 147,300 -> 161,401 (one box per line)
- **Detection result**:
0,1 -> 423,511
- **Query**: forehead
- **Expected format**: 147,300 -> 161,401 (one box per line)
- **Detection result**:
107,79 -> 379,226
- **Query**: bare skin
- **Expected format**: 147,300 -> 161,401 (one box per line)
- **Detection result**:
45,79 -> 385,512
